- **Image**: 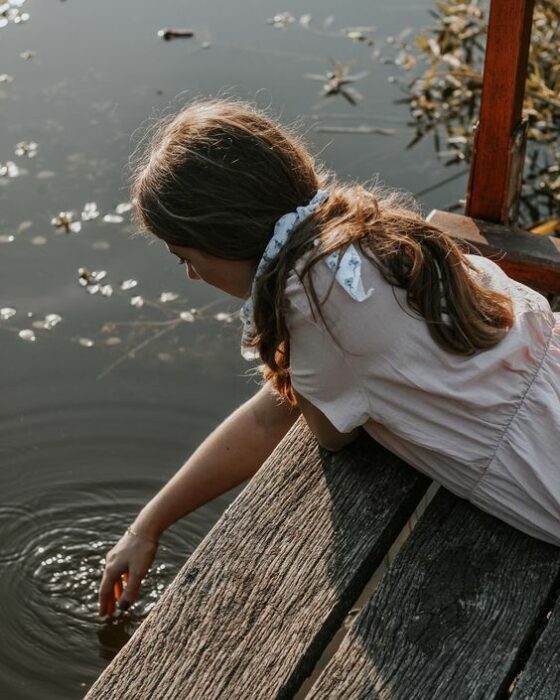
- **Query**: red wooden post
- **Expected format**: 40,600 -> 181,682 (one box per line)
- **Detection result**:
465,0 -> 536,225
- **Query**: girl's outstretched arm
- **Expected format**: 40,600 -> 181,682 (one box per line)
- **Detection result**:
97,382 -> 300,617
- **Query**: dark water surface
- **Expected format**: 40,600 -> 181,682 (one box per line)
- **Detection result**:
0,1 -> 465,697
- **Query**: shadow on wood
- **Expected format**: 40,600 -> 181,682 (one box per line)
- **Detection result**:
306,489 -> 560,699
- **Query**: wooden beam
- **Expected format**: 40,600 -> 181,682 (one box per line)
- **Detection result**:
428,210 -> 560,295
85,419 -> 429,700
465,0 -> 536,224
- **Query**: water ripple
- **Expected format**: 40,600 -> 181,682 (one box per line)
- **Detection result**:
0,396 -> 226,698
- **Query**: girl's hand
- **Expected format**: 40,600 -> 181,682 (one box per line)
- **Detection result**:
97,529 -> 159,618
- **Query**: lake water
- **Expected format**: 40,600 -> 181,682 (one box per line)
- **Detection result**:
0,1 -> 467,697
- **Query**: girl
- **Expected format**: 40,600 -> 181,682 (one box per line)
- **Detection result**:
97,96 -> 560,619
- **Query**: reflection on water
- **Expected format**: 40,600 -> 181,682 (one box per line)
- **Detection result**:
0,380 -> 247,697
0,0 -> 464,697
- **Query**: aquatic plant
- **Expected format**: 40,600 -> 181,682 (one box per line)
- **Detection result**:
390,0 -> 559,230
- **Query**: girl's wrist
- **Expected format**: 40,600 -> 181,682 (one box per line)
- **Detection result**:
126,524 -> 160,545
127,507 -> 165,543
131,504 -> 168,540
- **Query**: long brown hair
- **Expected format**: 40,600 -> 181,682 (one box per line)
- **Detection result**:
131,95 -> 514,406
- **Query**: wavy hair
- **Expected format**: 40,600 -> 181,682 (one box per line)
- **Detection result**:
130,95 -> 514,405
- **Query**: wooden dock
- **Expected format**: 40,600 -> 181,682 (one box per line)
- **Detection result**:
85,419 -> 560,699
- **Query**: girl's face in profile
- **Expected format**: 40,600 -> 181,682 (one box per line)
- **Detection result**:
167,243 -> 256,300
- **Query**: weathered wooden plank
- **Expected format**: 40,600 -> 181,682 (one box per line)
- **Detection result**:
428,209 -> 560,295
85,418 -> 429,700
509,584 -> 560,699
306,488 -> 560,700
465,0 -> 536,224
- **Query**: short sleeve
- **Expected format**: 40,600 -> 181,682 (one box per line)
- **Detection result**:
285,269 -> 370,433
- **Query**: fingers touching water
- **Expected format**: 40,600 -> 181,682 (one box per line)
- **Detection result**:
98,530 -> 159,618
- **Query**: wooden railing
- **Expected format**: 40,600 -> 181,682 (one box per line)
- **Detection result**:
465,0 -> 536,225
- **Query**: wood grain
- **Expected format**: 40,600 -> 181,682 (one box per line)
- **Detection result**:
85,418 -> 429,700
509,585 -> 560,698
306,488 -> 560,700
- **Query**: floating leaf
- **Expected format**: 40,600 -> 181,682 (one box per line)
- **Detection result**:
115,202 -> 132,214
266,12 -> 295,28
214,312 -> 236,323
78,267 -> 90,282
120,279 -> 138,291
102,213 -> 124,224
81,202 -> 99,221
18,329 -> 36,342
14,141 -> 38,158
344,27 -> 376,46
17,220 -> 32,233
51,211 -> 81,233
44,313 -> 62,329
90,270 -> 107,282
1,1 -> 29,27
29,314 -> 62,331
0,161 -> 20,178
305,59 -> 368,105
0,307 -> 16,320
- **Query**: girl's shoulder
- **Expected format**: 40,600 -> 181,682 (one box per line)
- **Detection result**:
283,244 -> 410,357
283,245 -> 382,326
